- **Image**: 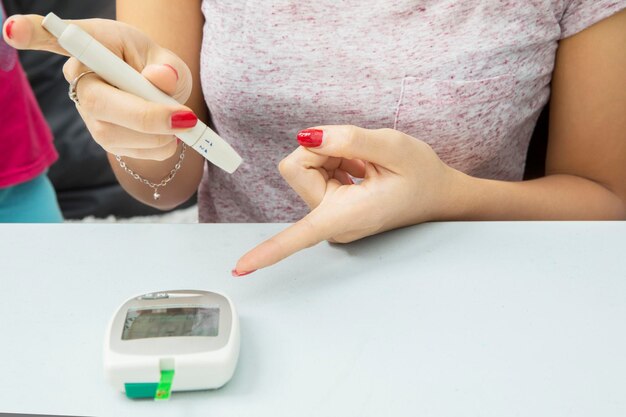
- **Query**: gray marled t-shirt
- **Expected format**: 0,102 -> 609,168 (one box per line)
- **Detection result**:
198,0 -> 625,223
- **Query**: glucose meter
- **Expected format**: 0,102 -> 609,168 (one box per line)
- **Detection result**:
104,290 -> 240,400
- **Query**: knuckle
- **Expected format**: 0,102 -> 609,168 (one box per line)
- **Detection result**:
344,125 -> 359,146
138,108 -> 154,133
88,120 -> 110,143
62,59 -> 75,82
278,156 -> 298,179
341,125 -> 360,158
77,84 -> 99,113
137,104 -> 167,134
277,158 -> 289,176
379,127 -> 401,140
379,128 -> 406,147
62,58 -> 84,83
377,128 -> 396,137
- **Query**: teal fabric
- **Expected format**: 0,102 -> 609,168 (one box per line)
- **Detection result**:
0,173 -> 63,222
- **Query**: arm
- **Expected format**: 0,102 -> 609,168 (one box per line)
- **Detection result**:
454,9 -> 626,220
112,0 -> 206,210
232,10 -> 626,274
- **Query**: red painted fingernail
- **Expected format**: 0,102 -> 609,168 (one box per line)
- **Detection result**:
231,269 -> 257,277
171,111 -> 197,129
297,129 -> 323,147
5,19 -> 15,40
163,64 -> 179,81
176,138 -> 182,145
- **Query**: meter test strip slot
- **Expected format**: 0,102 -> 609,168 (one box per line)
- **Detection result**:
104,290 -> 240,400
41,13 -> 243,174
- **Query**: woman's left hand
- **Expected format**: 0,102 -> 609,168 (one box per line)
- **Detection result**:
232,125 -> 467,276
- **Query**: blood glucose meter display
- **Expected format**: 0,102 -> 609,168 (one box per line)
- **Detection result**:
122,306 -> 220,340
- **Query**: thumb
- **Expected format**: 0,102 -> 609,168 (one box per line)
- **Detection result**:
296,125 -> 412,171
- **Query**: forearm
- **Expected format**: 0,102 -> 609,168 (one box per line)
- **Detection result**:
112,0 -> 207,209
448,171 -> 626,221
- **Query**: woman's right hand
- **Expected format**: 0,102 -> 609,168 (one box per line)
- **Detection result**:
3,14 -> 197,161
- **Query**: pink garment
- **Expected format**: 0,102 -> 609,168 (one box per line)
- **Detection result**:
0,12 -> 57,188
198,0 -> 625,223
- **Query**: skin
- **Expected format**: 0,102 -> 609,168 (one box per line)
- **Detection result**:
3,6 -> 625,275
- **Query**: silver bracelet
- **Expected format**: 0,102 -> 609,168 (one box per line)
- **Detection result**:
115,143 -> 186,201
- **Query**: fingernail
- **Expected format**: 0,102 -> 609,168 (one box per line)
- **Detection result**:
163,64 -> 179,81
5,19 -> 15,40
171,111 -> 198,129
231,269 -> 257,277
176,138 -> 182,145
297,129 -> 324,147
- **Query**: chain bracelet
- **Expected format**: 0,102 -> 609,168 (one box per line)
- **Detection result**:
115,143 -> 186,200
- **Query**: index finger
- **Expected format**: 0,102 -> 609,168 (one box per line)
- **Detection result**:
233,212 -> 333,276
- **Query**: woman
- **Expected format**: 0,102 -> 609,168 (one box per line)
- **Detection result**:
3,1 -> 625,271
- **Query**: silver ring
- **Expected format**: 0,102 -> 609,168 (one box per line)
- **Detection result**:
68,70 -> 95,106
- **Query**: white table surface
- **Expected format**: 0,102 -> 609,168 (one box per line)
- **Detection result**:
0,222 -> 625,417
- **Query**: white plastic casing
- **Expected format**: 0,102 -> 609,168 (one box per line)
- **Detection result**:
41,13 -> 242,173
103,290 -> 241,393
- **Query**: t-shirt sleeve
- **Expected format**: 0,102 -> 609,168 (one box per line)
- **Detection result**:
560,1 -> 626,39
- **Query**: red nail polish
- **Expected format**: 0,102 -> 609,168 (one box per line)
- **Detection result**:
231,269 -> 257,277
176,138 -> 182,145
297,129 -> 323,147
163,64 -> 179,81
171,111 -> 197,129
5,19 -> 15,40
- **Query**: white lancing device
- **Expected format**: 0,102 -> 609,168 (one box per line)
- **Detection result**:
41,13 -> 242,174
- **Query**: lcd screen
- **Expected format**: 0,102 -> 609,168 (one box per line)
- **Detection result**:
122,306 -> 219,340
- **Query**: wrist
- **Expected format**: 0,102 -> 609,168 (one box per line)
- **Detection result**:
433,167 -> 480,221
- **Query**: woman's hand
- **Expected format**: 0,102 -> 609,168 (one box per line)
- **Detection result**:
233,125 -> 467,276
2,14 -> 196,161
